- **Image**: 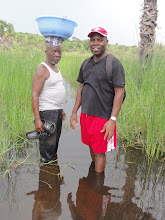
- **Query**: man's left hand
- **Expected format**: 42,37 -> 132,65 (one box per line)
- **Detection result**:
101,120 -> 116,142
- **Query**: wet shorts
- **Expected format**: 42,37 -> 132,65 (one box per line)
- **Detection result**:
80,112 -> 116,154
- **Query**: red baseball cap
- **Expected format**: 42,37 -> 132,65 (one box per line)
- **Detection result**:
88,27 -> 108,37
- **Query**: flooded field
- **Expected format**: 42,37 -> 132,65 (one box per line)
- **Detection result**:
0,130 -> 164,220
0,81 -> 165,220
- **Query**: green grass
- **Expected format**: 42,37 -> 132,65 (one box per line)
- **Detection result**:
118,48 -> 165,158
58,54 -> 88,86
60,48 -> 165,159
0,46 -> 164,162
0,50 -> 44,153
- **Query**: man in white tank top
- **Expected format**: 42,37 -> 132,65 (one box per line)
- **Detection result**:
32,37 -> 66,162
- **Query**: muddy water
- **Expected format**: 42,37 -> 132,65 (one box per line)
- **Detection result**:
0,82 -> 165,220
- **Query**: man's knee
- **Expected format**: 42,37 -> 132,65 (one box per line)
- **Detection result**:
94,153 -> 105,159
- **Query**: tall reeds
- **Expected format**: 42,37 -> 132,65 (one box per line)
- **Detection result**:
58,53 -> 89,86
0,50 -> 44,153
118,47 -> 165,158
0,46 -> 164,159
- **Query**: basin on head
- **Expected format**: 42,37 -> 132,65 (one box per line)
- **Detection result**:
36,16 -> 78,40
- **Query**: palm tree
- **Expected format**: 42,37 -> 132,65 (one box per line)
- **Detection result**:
139,0 -> 158,62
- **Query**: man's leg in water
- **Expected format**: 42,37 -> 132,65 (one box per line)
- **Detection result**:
89,146 -> 106,172
89,146 -> 95,162
94,152 -> 106,172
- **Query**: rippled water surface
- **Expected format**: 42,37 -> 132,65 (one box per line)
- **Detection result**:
0,82 -> 164,220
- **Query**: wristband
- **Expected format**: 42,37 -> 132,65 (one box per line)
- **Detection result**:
110,116 -> 117,121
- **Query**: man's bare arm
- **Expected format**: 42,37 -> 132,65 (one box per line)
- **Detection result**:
101,87 -> 124,141
110,87 -> 124,118
70,83 -> 84,130
32,65 -> 49,132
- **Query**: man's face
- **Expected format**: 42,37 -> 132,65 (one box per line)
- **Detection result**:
89,33 -> 108,56
45,44 -> 62,65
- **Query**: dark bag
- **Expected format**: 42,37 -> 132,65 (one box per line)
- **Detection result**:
82,54 -> 126,103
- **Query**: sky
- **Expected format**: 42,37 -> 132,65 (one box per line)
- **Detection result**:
0,0 -> 165,46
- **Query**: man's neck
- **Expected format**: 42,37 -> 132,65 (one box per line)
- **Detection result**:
45,60 -> 55,68
93,52 -> 108,62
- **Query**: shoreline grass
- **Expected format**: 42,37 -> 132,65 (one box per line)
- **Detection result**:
0,46 -> 164,162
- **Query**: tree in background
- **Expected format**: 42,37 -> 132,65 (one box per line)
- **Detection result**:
139,0 -> 158,62
0,20 -> 15,49
0,20 -> 15,37
62,37 -> 90,53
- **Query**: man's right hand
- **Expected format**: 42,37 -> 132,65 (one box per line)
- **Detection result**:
35,119 -> 44,132
70,113 -> 78,130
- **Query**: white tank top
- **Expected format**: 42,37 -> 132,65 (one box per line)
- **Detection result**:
39,62 -> 66,111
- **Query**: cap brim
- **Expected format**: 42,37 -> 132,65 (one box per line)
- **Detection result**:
88,31 -> 108,37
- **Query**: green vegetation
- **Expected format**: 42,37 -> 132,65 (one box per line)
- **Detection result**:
59,46 -> 165,160
0,45 -> 165,162
118,45 -> 165,158
0,21 -> 164,169
0,21 -> 137,54
0,20 -> 15,37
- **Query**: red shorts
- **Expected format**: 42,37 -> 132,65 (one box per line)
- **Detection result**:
80,112 -> 117,153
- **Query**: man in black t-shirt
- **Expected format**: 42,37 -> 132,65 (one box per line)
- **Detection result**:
70,27 -> 125,173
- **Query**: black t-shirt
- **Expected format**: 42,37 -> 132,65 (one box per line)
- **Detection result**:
77,55 -> 125,119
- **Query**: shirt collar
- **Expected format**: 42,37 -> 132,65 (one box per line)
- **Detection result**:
91,54 -> 108,63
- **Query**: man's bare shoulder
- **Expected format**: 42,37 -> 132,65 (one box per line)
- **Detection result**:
34,63 -> 49,79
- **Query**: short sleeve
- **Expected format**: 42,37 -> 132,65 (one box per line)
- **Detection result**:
77,64 -> 84,83
112,59 -> 125,88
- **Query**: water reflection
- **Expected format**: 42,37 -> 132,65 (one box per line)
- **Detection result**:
67,161 -> 114,220
0,80 -> 165,220
105,148 -> 156,220
27,160 -> 64,220
66,146 -> 161,220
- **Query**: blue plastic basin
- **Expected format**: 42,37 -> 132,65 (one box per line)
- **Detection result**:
36,16 -> 77,40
